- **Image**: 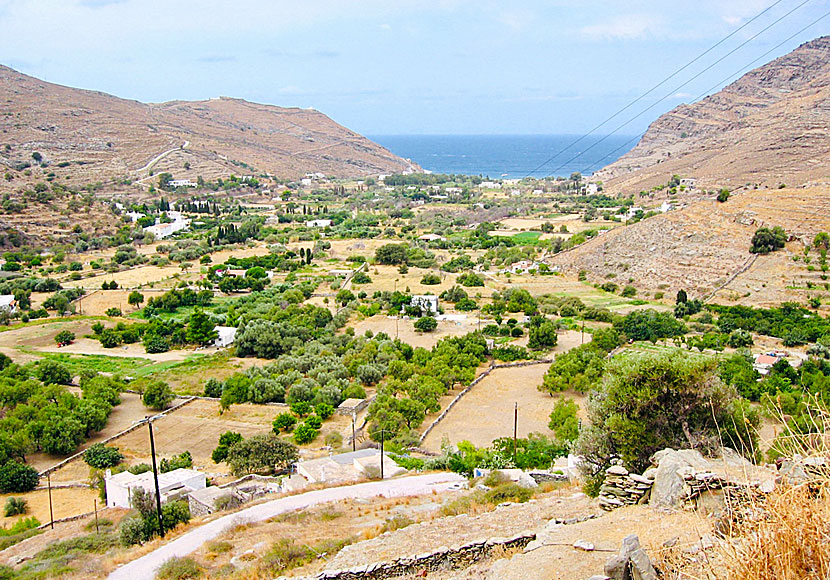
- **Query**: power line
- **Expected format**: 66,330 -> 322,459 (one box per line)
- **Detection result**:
583,9 -> 830,176
522,0 -> 811,179
542,0 -> 815,179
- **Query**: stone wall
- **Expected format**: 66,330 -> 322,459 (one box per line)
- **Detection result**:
598,463 -> 654,511
285,532 -> 536,580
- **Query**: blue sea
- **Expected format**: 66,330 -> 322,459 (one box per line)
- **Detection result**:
369,134 -> 639,179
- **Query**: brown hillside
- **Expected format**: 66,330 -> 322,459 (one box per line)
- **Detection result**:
548,186 -> 830,305
0,65 -> 416,185
597,36 -> 830,192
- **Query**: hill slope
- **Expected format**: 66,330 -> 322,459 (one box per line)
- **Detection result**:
0,65 -> 416,184
597,36 -> 830,192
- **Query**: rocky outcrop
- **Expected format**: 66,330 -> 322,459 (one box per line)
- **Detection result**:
599,448 -> 777,511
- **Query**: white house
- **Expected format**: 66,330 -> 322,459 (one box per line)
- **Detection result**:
169,179 -> 197,188
306,219 -> 333,228
104,468 -> 206,509
679,178 -> 697,189
583,183 -> 599,195
753,353 -> 784,376
214,326 -> 237,348
125,211 -> 145,223
418,233 -> 444,242
410,295 -> 439,315
144,212 -> 190,240
0,295 -> 16,314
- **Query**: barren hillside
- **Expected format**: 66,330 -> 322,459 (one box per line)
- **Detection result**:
597,36 -> 830,192
549,186 -> 830,305
0,65 -> 416,186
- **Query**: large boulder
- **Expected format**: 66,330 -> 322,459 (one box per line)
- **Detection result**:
649,447 -> 776,508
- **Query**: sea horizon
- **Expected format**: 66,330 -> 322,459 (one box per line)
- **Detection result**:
369,133 -> 640,179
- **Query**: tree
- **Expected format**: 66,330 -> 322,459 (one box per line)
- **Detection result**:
142,380 -> 174,410
54,330 -> 75,346
37,360 -> 71,385
212,431 -> 243,463
676,289 -> 688,304
716,188 -> 730,202
750,226 -> 786,254
272,413 -> 297,433
83,443 -> 124,469
414,316 -> 437,332
375,243 -> 409,265
813,232 -> 830,251
0,461 -> 39,493
186,308 -> 218,346
528,321 -> 558,350
128,291 -> 145,308
160,451 -> 192,473
225,434 -> 298,476
615,310 -> 686,342
575,352 -> 759,493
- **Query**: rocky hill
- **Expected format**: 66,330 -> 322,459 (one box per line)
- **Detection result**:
0,65 -> 416,185
597,36 -> 830,192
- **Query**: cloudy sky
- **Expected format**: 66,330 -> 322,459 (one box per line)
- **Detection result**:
0,0 -> 827,135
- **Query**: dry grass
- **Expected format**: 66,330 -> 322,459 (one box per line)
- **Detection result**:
661,402 -> 830,580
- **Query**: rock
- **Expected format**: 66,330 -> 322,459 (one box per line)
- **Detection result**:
574,540 -> 595,551
607,465 -> 629,476
603,555 -> 629,580
587,576 -> 612,580
620,534 -> 641,558
629,548 -> 658,580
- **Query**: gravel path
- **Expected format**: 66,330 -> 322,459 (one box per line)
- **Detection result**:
107,473 -> 465,580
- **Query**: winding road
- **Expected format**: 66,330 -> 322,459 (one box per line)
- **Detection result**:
107,472 -> 465,579
135,140 -> 190,174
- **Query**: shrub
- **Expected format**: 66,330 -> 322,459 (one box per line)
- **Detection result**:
621,285 -> 637,297
528,321 -> 558,350
142,380 -> 174,410
414,316 -> 437,332
0,462 -> 39,493
420,273 -> 441,285
54,330 -> 75,346
155,556 -> 202,579
3,497 -> 27,517
160,451 -> 192,473
457,272 -> 484,287
106,307 -> 123,317
483,482 -> 533,504
293,423 -> 318,445
315,403 -> 334,420
305,415 -> 322,429
548,398 -> 579,442
83,444 -> 124,469
226,434 -> 298,476
750,226 -> 786,254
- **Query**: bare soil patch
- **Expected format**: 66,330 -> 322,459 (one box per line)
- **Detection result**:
351,314 -> 483,349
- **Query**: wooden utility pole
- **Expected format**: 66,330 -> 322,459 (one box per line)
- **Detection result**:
47,473 -> 54,529
513,402 -> 518,460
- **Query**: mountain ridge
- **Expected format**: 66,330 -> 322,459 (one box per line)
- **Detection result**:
0,64 -> 416,183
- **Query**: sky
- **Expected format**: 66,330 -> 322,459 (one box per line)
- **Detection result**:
0,0 -> 828,135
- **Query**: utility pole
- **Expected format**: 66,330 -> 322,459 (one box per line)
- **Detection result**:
581,320 -> 585,345
380,429 -> 385,480
351,412 -> 357,452
47,473 -> 54,529
136,415 -> 166,538
513,402 -> 518,461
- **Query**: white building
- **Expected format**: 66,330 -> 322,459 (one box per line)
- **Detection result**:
583,183 -> 599,195
144,212 -> 190,240
679,178 -> 697,188
104,468 -> 206,509
418,233 -> 445,242
214,326 -> 238,348
0,295 -> 16,314
306,219 -> 333,228
410,295 -> 439,315
297,449 -> 406,484
169,179 -> 197,188
125,211 -> 145,223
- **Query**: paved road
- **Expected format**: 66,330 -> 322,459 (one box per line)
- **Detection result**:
107,472 -> 465,579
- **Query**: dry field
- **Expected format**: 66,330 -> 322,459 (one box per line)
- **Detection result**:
71,289 -> 168,317
350,314 -> 484,349
421,331 -> 590,452
107,399 -> 353,482
0,486 -> 101,528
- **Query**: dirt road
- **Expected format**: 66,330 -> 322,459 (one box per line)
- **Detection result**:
107,472 -> 465,580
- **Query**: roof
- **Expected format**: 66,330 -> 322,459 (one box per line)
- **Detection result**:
338,398 -> 366,409
108,468 -> 204,489
754,354 -> 780,366
0,295 -> 14,307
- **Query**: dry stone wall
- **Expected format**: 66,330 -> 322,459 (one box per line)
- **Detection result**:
285,532 -> 535,580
